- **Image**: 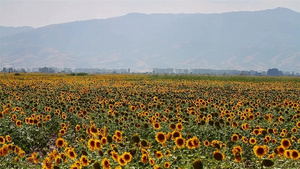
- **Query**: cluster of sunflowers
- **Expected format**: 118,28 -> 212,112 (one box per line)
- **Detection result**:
0,74 -> 299,168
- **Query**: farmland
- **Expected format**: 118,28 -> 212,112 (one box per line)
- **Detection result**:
0,73 -> 299,168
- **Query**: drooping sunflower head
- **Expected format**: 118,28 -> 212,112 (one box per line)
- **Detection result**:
192,159 -> 203,169
213,150 -> 225,161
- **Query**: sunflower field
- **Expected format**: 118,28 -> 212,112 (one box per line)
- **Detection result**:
0,73 -> 299,169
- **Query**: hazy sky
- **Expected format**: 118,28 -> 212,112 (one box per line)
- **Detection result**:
1,0 -> 300,28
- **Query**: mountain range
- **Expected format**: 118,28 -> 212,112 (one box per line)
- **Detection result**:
1,7 -> 300,72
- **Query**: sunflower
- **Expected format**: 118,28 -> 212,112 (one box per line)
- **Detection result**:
164,162 -> 171,168
284,149 -> 292,158
61,123 -> 66,128
213,150 -> 225,161
155,151 -> 163,159
90,125 -> 98,135
280,132 -> 285,137
281,138 -> 291,149
166,132 -> 172,141
15,120 -> 22,127
231,121 -> 239,128
5,135 -> 11,142
165,149 -> 171,157
118,156 -> 127,166
132,134 -> 140,143
0,136 -> 5,144
278,116 -> 284,123
249,137 -> 257,145
109,151 -> 118,162
234,153 -> 242,163
141,154 -> 148,164
101,137 -> 108,145
153,122 -> 161,130
155,132 -> 166,144
169,123 -> 176,130
296,121 -> 300,128
172,131 -> 181,140
115,130 -> 122,138
290,149 -> 300,160
192,136 -> 200,148
13,146 -> 20,154
176,122 -> 184,130
43,157 -> 52,169
80,155 -> 89,166
253,129 -> 261,136
141,148 -> 148,156
186,138 -> 195,149
88,139 -> 96,151
175,137 -> 185,149
204,140 -> 210,147
55,156 -> 61,165
149,158 -> 155,165
268,153 -> 276,159
153,165 -> 161,169
122,152 -> 132,163
75,125 -> 81,132
101,158 -> 111,169
67,149 -> 77,159
14,157 -> 18,163
95,139 -> 102,150
192,159 -> 203,169
253,145 -> 268,158
231,134 -> 239,142
56,138 -> 65,148
232,146 -> 242,155
59,129 -> 66,135
130,106 -> 136,111
265,135 -> 271,142
276,145 -> 285,156
242,136 -> 248,143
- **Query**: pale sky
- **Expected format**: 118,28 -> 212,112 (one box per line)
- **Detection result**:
1,0 -> 300,28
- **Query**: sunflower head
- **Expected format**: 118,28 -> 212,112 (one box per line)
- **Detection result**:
253,145 -> 269,158
213,150 -> 225,161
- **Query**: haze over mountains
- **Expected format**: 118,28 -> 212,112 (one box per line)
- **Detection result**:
1,7 -> 299,72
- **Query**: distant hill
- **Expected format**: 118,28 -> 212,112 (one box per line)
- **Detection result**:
0,26 -> 33,38
1,7 -> 299,72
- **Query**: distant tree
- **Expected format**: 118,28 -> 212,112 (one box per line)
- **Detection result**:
267,68 -> 283,76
